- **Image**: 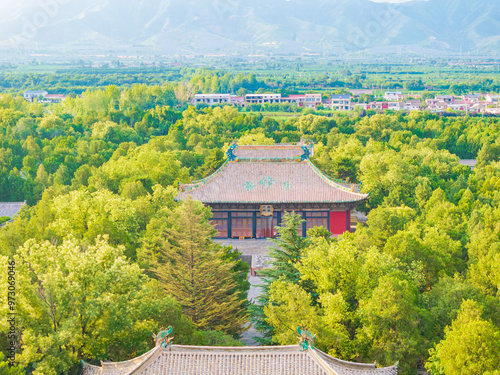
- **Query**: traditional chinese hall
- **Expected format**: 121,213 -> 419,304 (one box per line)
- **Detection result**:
177,142 -> 368,238
83,328 -> 398,375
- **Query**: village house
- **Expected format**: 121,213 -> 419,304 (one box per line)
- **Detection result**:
281,94 -> 306,106
485,94 -> 500,102
330,94 -> 351,111
463,93 -> 482,103
426,99 -> 448,111
245,93 -> 282,105
384,91 -> 403,101
367,101 -> 401,111
192,94 -> 231,106
23,90 -> 48,102
435,95 -> 454,103
304,93 -> 322,108
41,94 -> 67,103
448,101 -> 471,112
404,99 -> 422,111
230,96 -> 245,106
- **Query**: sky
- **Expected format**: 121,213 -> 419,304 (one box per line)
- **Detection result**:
369,0 -> 429,2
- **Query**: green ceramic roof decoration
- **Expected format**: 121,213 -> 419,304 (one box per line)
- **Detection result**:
297,326 -> 316,351
244,181 -> 255,191
283,181 -> 292,191
259,176 -> 275,189
153,326 -> 173,350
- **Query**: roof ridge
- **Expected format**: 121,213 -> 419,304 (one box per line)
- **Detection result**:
121,345 -> 162,375
180,159 -> 229,192
306,160 -> 366,196
167,344 -> 302,351
314,348 -> 376,368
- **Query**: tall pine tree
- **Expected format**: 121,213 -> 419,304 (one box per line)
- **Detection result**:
143,197 -> 248,336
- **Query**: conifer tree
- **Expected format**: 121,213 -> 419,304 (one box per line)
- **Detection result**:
251,212 -> 308,344
145,197 -> 247,336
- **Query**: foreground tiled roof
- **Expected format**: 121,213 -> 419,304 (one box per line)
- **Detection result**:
82,345 -> 398,375
0,202 -> 26,218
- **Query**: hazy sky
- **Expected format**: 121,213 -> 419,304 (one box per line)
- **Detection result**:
369,0 -> 428,2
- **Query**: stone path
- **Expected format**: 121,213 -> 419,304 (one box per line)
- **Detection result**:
239,275 -> 264,346
214,240 -> 272,346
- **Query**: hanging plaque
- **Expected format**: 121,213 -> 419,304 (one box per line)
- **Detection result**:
260,205 -> 273,216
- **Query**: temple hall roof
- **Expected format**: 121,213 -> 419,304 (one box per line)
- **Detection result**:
0,202 -> 26,218
177,144 -> 368,205
233,144 -> 307,159
82,344 -> 398,375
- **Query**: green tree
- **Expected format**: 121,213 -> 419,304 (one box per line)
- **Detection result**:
143,197 -> 247,336
0,353 -> 24,375
1,237 -> 194,375
237,133 -> 275,145
356,275 -> 422,374
195,148 -> 225,179
426,300 -> 500,375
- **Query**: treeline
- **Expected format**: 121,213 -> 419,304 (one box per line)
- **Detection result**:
3,64 -> 500,97
0,85 -> 500,374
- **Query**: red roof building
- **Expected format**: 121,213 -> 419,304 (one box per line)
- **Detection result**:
177,142 -> 368,238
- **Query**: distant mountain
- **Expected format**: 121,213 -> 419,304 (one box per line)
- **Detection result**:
1,0 -> 500,55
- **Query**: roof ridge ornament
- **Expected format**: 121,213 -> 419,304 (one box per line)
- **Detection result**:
297,326 -> 316,351
300,146 -> 311,161
153,326 -> 174,350
227,142 -> 238,161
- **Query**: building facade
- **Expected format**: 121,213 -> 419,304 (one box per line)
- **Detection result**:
177,143 -> 368,238
192,94 -> 231,106
384,92 -> 403,101
245,93 -> 282,105
330,95 -> 351,110
23,90 -> 48,102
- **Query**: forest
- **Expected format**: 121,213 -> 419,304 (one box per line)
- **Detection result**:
0,82 -> 499,374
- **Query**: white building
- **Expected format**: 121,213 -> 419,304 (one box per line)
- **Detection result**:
191,94 -> 231,106
330,95 -> 351,111
384,92 -> 403,101
404,99 -> 422,111
485,94 -> 500,102
464,93 -> 482,103
23,90 -> 48,102
230,96 -> 245,106
435,95 -> 454,103
426,99 -> 448,111
304,93 -> 322,108
448,102 -> 471,111
245,93 -> 282,105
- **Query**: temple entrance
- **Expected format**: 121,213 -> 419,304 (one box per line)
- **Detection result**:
256,213 -> 278,238
231,212 -> 253,238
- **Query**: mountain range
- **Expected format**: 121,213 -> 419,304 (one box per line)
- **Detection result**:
1,0 -> 499,55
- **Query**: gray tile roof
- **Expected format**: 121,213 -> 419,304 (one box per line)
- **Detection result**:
178,160 -> 367,204
234,145 -> 306,158
82,345 -> 398,375
0,202 -> 26,218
